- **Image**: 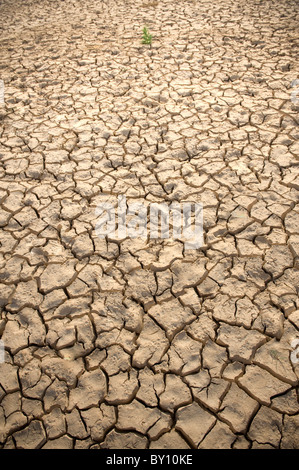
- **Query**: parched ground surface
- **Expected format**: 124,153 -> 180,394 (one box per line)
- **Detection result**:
0,0 -> 299,450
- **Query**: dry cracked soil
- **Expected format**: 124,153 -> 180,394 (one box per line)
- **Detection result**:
0,0 -> 299,450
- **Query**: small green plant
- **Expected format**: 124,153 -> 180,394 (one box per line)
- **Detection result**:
269,349 -> 282,361
142,26 -> 152,45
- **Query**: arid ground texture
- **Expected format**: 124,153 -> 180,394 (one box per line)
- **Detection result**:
0,0 -> 298,449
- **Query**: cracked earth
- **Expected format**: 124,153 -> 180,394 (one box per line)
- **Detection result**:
0,0 -> 299,450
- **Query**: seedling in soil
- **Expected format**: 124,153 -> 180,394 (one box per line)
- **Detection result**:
142,26 -> 152,45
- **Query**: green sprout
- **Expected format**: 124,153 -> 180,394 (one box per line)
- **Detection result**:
269,349 -> 282,361
142,26 -> 152,45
